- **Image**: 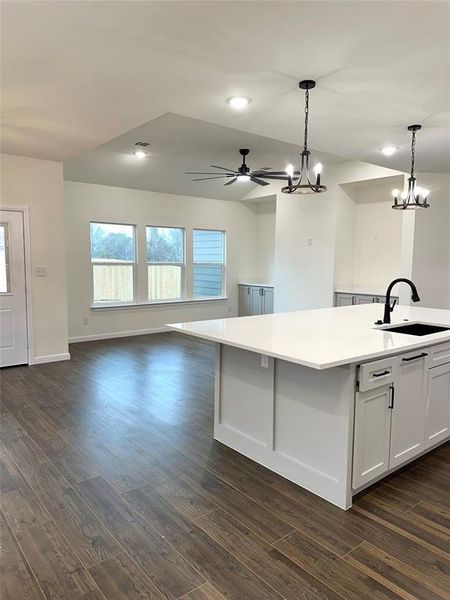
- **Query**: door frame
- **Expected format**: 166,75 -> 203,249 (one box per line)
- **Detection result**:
1,206 -> 33,365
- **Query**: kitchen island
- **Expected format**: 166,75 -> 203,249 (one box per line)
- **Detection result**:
169,304 -> 450,509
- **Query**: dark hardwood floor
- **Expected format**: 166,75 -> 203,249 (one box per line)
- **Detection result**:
1,332 -> 449,600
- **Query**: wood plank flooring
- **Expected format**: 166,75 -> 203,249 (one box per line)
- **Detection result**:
1,332 -> 449,600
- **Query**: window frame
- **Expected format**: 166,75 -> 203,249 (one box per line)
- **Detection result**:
90,221 -> 137,307
0,222 -> 12,295
146,225 -> 186,302
192,227 -> 226,299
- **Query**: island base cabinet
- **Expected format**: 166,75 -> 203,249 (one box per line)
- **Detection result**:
425,363 -> 450,448
352,386 -> 393,489
389,351 -> 427,469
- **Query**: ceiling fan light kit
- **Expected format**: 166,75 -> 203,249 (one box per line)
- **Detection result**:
392,125 -> 430,210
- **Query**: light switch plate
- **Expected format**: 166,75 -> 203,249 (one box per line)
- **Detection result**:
261,354 -> 269,368
34,267 -> 46,277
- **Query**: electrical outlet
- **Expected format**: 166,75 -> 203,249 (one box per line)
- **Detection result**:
83,317 -> 89,326
306,238 -> 313,247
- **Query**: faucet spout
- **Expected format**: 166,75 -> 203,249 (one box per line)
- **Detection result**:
382,278 -> 420,324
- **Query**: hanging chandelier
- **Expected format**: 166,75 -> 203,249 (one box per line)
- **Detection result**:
392,125 -> 430,210
281,80 -> 326,194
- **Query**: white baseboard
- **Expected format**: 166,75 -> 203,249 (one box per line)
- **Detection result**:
31,352 -> 71,365
68,326 -> 170,343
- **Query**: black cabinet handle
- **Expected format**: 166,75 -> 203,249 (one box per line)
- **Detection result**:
388,385 -> 395,409
373,370 -> 390,378
402,352 -> 428,362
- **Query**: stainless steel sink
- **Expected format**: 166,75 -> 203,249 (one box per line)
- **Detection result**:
378,322 -> 450,336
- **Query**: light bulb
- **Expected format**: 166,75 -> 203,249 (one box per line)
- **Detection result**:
134,150 -> 148,159
422,188 -> 430,197
401,191 -> 408,200
237,174 -> 251,182
313,162 -> 323,176
285,164 -> 294,178
392,189 -> 400,198
227,96 -> 252,110
415,186 -> 422,197
381,146 -> 397,156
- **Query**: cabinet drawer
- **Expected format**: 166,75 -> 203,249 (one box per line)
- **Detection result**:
358,357 -> 397,392
429,342 -> 450,368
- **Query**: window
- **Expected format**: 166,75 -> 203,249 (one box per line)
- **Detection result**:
90,222 -> 136,304
0,223 -> 10,294
193,229 -> 225,298
146,226 -> 184,301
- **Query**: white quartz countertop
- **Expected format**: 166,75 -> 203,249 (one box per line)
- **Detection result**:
168,304 -> 450,370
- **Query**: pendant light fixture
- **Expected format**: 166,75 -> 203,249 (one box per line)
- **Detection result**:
282,80 -> 327,194
392,125 -> 430,210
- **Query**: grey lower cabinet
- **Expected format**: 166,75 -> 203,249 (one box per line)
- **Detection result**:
239,284 -> 274,316
335,292 -> 396,307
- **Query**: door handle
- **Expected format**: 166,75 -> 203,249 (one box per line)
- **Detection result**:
388,385 -> 395,409
402,352 -> 428,362
372,370 -> 390,378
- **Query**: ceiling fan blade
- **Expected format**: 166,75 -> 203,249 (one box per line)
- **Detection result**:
262,170 -> 300,176
186,171 -> 233,175
210,165 -> 238,173
256,167 -> 272,171
251,176 -> 271,186
224,177 -> 238,186
191,176 -> 229,181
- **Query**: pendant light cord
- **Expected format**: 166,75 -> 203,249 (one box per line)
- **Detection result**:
303,88 -> 309,152
410,129 -> 416,178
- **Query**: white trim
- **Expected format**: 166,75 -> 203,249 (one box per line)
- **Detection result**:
30,352 -> 71,365
69,326 -> 170,343
0,206 -> 34,365
90,296 -> 228,310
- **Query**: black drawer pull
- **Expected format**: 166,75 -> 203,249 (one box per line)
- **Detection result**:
402,352 -> 428,362
373,370 -> 390,378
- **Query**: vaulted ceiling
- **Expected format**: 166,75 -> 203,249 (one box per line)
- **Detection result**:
2,0 -> 449,195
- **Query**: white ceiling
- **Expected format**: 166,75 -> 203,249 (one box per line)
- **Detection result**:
64,112 -> 342,200
2,0 -> 449,183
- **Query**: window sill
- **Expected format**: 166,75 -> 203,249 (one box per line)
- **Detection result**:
90,297 -> 229,310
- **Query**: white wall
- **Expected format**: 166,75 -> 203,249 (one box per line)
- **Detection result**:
65,181 -> 257,340
335,177 -> 404,289
246,197 -> 276,284
0,154 -> 69,361
274,161 -> 402,312
411,173 -> 450,309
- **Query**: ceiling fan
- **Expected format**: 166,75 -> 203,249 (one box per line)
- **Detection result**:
186,148 -> 295,187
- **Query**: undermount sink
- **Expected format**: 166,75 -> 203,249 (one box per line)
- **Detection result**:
378,322 -> 450,336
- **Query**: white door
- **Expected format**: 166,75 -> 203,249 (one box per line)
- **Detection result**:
352,385 -> 392,489
0,211 -> 28,367
389,350 -> 427,468
424,363 -> 450,449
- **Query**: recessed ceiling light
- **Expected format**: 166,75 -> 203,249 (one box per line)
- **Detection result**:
134,149 -> 148,159
227,96 -> 252,110
381,146 -> 397,156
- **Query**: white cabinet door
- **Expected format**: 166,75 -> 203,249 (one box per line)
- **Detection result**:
238,286 -> 251,316
424,363 -> 450,449
262,287 -> 274,314
353,385 -> 392,489
355,294 -> 375,304
336,293 -> 354,307
389,350 -> 427,469
250,287 -> 263,315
